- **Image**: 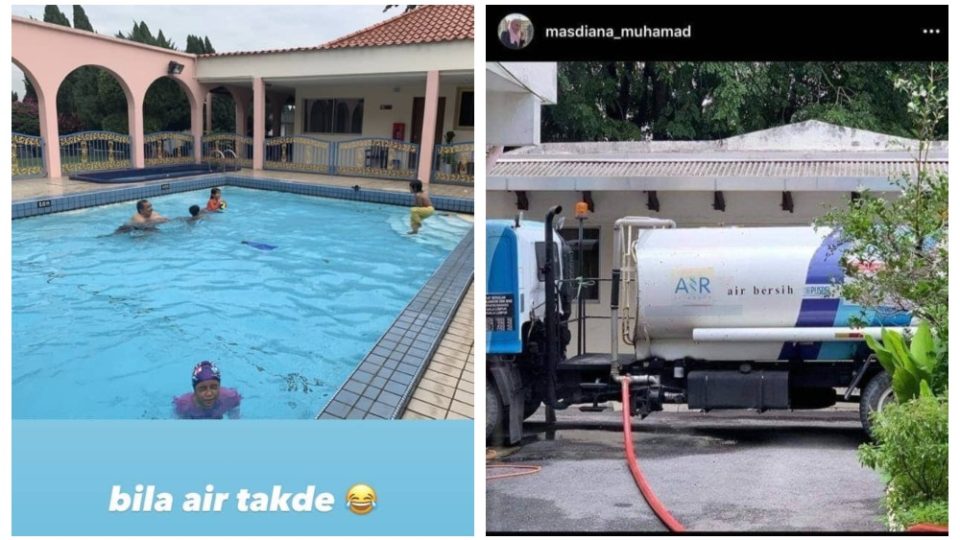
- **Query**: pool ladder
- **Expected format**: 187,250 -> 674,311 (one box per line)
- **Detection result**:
208,149 -> 241,173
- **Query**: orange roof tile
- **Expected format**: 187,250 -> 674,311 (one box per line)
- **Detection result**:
202,5 -> 473,58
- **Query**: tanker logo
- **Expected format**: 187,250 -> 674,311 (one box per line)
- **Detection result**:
674,277 -> 711,295
672,268 -> 714,304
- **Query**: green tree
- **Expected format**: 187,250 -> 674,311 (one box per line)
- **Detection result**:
542,62 -> 947,142
13,100 -> 41,135
186,34 -> 216,54
43,5 -> 70,27
210,92 -> 237,133
23,77 -> 37,103
185,35 -> 201,53
815,65 -> 948,391
72,5 -> 94,32
12,91 -> 19,102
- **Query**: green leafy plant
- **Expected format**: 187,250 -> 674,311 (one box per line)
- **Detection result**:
859,395 -> 947,529
443,131 -> 458,164
865,322 -> 939,402
900,500 -> 948,529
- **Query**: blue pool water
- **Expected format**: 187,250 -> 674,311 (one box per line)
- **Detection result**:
13,187 -> 471,419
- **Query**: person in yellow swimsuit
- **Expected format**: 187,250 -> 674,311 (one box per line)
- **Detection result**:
408,179 -> 434,235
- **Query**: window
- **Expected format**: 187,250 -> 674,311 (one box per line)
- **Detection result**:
559,228 -> 601,300
454,87 -> 474,129
534,242 -> 560,282
303,98 -> 363,134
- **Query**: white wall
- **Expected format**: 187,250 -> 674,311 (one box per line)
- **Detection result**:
488,189 -> 897,353
293,80 -> 473,143
486,62 -> 556,146
486,92 -> 541,146
487,62 -> 557,102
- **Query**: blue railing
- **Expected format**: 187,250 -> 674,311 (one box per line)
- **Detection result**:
13,132 -> 45,179
59,131 -> 131,174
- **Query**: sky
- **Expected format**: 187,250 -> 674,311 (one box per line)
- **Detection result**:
11,4 -> 399,97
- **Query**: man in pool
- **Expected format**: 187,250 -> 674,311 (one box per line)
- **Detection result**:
408,179 -> 434,235
173,360 -> 241,419
128,199 -> 168,228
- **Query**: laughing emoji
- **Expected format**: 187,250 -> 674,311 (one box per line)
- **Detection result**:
346,484 -> 377,515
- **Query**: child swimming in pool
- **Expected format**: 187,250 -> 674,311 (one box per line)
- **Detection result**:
407,179 -> 434,235
177,205 -> 203,224
206,187 -> 227,212
173,360 -> 241,419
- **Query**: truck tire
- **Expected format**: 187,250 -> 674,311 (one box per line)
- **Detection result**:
860,371 -> 894,437
486,380 -> 504,442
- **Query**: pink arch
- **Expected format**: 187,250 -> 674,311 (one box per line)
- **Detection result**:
146,75 -> 200,112
12,58 -> 45,105
13,16 -> 206,177
57,64 -> 137,131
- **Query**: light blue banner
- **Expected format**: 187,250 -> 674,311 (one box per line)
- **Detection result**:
13,420 -> 474,536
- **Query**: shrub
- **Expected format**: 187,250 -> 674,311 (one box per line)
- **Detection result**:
865,322 -> 942,401
901,500 -> 948,528
12,100 -> 40,135
859,395 -> 948,528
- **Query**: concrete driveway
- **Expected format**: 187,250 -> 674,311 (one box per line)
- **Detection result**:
487,406 -> 887,533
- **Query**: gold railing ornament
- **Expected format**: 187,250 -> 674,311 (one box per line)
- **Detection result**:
263,136 -> 333,174
144,132 -> 195,166
201,133 -> 252,168
432,142 -> 474,185
12,134 -> 45,178
59,131 -> 131,173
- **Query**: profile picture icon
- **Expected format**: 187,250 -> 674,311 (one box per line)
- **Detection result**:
498,14 -> 533,50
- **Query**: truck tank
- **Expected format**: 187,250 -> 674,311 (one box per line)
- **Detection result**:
631,226 -> 911,362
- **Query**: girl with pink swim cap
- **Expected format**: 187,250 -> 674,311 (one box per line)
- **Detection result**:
173,360 -> 241,419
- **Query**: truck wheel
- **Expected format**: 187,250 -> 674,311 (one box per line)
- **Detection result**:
860,371 -> 894,437
486,380 -> 504,442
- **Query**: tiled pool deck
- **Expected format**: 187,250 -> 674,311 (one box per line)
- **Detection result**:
13,169 -> 475,420
401,283 -> 474,420
318,231 -> 473,419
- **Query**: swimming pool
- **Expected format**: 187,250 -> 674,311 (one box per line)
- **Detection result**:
13,187 -> 471,419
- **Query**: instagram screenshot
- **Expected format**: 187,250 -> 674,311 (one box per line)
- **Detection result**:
486,5 -> 947,534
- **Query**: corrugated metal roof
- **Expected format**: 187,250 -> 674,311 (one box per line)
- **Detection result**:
202,5 -> 473,58
491,158 -> 948,179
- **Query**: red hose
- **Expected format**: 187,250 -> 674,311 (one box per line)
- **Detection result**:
621,378 -> 686,532
907,524 -> 948,533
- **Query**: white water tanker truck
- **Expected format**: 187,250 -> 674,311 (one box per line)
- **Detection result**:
486,207 -> 912,444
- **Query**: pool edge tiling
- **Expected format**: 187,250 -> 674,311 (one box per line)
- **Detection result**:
318,228 -> 474,420
12,174 -> 473,220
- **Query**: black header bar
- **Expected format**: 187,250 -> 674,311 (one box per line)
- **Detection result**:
487,5 -> 948,61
